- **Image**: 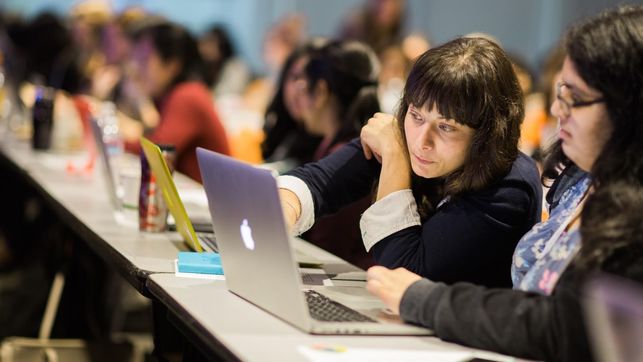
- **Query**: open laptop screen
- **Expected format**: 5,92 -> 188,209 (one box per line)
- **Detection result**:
584,274 -> 643,362
89,118 -> 120,211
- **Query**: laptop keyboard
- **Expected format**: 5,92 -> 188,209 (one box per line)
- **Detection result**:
301,273 -> 335,285
304,290 -> 376,323
197,233 -> 218,252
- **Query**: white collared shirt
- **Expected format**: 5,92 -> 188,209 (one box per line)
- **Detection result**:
277,176 -> 421,251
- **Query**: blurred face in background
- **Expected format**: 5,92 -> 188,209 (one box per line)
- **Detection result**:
283,55 -> 309,121
199,33 -> 221,63
297,76 -> 332,137
379,46 -> 408,85
131,36 -> 179,98
371,0 -> 405,28
262,15 -> 305,75
102,22 -> 132,65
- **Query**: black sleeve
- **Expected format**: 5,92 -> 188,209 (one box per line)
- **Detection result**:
399,271 -> 592,362
286,138 -> 380,217
372,184 -> 533,286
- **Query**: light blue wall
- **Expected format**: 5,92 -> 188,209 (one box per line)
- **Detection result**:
2,0 -> 640,74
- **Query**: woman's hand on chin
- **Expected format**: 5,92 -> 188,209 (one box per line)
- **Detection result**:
360,113 -> 404,163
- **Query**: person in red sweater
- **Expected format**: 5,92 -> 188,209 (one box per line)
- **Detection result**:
122,21 -> 230,182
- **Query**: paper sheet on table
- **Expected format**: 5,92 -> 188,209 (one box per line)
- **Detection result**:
298,345 -> 473,362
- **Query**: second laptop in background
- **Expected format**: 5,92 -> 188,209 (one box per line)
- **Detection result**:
140,137 -> 217,253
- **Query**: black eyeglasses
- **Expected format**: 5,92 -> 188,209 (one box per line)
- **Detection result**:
556,82 -> 604,117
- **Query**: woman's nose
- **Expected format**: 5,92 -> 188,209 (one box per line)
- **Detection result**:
418,126 -> 434,150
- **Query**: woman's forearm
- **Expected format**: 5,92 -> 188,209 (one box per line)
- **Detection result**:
279,188 -> 301,231
377,148 -> 411,200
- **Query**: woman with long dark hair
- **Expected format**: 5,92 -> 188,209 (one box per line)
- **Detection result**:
279,37 -> 542,287
261,40 -> 325,171
122,21 -> 230,182
284,40 -> 383,268
366,5 -> 643,361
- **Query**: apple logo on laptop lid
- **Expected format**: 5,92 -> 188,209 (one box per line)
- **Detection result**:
240,219 -> 255,250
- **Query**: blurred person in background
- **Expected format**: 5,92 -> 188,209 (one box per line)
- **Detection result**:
91,7 -> 146,102
262,14 -> 307,82
5,13 -> 89,153
261,40 -> 325,173
69,0 -> 112,94
0,10 -> 125,342
120,21 -> 230,182
287,40 -> 382,268
377,44 -> 410,114
297,41 -> 381,161
7,12 -> 85,94
243,13 -> 307,115
377,33 -> 431,114
508,52 -> 549,157
401,32 -> 430,62
199,25 -> 251,98
92,9 -> 164,131
340,0 -> 406,56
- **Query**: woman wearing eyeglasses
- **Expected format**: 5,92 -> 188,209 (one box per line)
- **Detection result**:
366,5 -> 643,362
510,79 -> 607,294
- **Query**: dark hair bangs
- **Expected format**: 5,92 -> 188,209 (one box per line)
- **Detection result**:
403,56 -> 487,130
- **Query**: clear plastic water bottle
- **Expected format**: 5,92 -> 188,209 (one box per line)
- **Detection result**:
96,101 -> 123,156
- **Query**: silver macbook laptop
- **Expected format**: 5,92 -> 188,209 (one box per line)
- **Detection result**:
584,274 -> 643,362
196,147 -> 431,335
89,117 -> 121,211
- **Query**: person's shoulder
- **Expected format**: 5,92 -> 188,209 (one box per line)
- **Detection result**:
505,152 -> 540,184
478,152 -> 540,198
462,153 -> 538,214
167,82 -> 212,105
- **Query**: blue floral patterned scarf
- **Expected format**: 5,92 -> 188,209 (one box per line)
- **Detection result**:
511,175 -> 591,295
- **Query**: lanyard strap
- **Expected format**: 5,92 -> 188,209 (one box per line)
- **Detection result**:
541,188 -> 589,256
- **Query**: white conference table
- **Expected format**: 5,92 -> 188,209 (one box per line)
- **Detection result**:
0,137 -> 199,292
146,272 -> 525,362
1,136 -> 531,362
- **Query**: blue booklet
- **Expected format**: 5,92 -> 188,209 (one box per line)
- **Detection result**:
177,251 -> 224,275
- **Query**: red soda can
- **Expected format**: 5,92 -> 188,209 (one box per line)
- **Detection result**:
139,144 -> 176,232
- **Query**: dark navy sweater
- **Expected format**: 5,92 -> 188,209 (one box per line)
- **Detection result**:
288,139 -> 542,287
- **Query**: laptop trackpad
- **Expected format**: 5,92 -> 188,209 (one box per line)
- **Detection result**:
317,286 -> 405,323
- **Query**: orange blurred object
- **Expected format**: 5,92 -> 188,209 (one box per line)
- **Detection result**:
229,128 -> 265,165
